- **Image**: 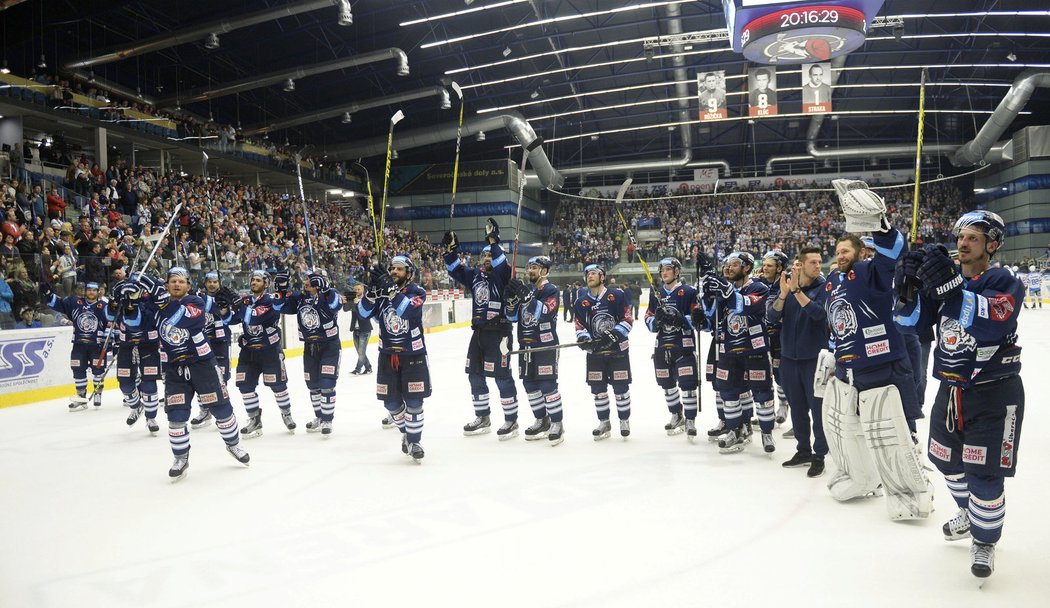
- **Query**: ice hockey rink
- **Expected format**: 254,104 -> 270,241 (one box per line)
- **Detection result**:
2,312 -> 1048,608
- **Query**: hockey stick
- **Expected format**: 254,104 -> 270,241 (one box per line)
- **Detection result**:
500,340 -> 583,357
510,137 -> 545,276
353,160 -> 382,259
378,110 -> 405,255
695,248 -> 714,411
201,152 -> 223,284
898,68 -> 929,309
293,152 -> 317,270
609,178 -> 659,295
91,205 -> 182,397
449,82 -> 465,220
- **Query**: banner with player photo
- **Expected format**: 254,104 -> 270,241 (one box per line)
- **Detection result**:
747,67 -> 778,117
697,70 -> 728,121
802,62 -> 832,114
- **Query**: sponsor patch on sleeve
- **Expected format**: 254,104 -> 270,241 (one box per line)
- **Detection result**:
988,294 -> 1015,321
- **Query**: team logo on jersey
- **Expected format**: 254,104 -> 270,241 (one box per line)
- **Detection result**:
988,294 -> 1015,321
726,312 -> 747,336
382,307 -> 409,336
591,311 -> 616,335
246,324 -> 263,336
521,308 -> 537,327
939,317 -> 976,354
204,311 -> 215,325
473,282 -> 490,306
829,299 -> 858,338
251,305 -> 271,316
75,312 -> 99,334
299,306 -> 321,330
160,320 -> 190,346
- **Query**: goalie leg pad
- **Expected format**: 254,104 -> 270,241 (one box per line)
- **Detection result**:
859,384 -> 934,520
823,378 -> 881,501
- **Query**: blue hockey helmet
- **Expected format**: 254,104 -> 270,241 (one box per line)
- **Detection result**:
583,263 -> 606,281
388,254 -> 416,277
724,251 -> 755,270
527,255 -> 553,271
762,250 -> 790,269
658,257 -> 682,274
953,210 -> 1006,251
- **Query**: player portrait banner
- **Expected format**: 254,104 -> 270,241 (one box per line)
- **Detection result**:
747,66 -> 778,117
802,62 -> 832,114
698,70 -> 728,121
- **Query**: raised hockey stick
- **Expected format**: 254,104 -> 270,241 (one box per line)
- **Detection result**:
353,160 -> 383,259
449,82 -> 465,220
378,109 -> 405,255
293,152 -> 317,270
201,152 -> 223,283
609,178 -> 659,295
510,137 -> 545,276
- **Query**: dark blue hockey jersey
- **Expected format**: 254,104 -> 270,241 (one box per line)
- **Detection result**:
445,243 -> 512,328
139,294 -> 213,364
506,281 -> 560,347
645,282 -> 699,351
232,293 -> 283,351
358,283 -> 428,355
199,291 -> 234,345
824,228 -> 906,370
48,295 -> 107,344
104,301 -> 159,344
573,287 -> 633,355
754,276 -> 782,336
895,266 -> 1024,388
707,278 -> 769,357
277,288 -> 342,343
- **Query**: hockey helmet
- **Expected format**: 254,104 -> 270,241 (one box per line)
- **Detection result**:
527,255 -> 553,271
658,257 -> 682,274
583,263 -> 606,280
388,254 -> 416,277
953,210 -> 1006,250
761,250 -> 789,269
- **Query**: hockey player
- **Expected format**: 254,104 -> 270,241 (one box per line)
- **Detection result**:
758,250 -> 791,425
233,270 -> 294,438
190,271 -> 237,429
700,252 -> 776,454
41,280 -> 107,410
357,255 -> 430,461
504,255 -> 565,445
276,270 -> 343,435
1026,267 -> 1042,308
131,267 -> 249,481
572,264 -> 634,440
105,274 -> 165,434
822,179 -> 932,520
441,219 -> 520,439
895,210 -> 1025,579
644,258 -> 701,438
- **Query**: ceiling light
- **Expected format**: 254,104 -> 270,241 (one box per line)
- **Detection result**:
1007,52 -> 1017,62
503,47 -> 512,57
338,0 -> 353,26
37,54 -> 47,69
530,89 -> 540,99
401,1 -> 525,27
475,131 -> 486,142
283,78 -> 295,92
464,0 -> 473,5
342,112 -> 352,124
204,33 -> 220,50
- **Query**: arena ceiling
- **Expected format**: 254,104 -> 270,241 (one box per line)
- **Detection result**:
3,0 -> 1050,184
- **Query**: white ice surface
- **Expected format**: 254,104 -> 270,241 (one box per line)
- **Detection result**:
2,312 -> 1049,608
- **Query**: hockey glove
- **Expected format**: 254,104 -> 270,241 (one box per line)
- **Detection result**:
702,272 -> 734,301
369,269 -> 398,300
506,277 -> 532,302
273,272 -> 291,293
833,179 -> 891,233
115,280 -> 142,301
654,304 -> 685,327
485,217 -> 500,245
894,250 -> 926,304
916,245 -> 963,300
690,308 -> 709,332
594,328 -> 620,350
576,335 -> 595,352
441,231 -> 459,255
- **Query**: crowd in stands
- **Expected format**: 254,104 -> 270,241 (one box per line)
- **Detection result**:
550,181 -> 977,271
1,154 -> 449,330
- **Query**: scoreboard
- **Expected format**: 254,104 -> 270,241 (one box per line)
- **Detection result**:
723,0 -> 885,64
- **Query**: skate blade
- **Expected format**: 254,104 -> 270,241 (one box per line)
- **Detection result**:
191,421 -> 213,430
719,445 -> 745,454
463,428 -> 492,436
666,427 -> 685,436
497,430 -> 519,441
549,436 -> 564,446
944,532 -> 972,542
593,431 -> 611,441
170,471 -> 187,484
241,430 -> 263,440
707,434 -> 725,443
306,427 -> 322,433
381,423 -> 396,429
69,405 -> 89,412
524,431 -> 548,441
687,434 -> 696,443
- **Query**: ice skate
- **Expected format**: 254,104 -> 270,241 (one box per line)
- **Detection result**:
592,420 -> 612,441
226,444 -> 250,465
305,417 -> 322,433
280,409 -> 296,432
664,413 -> 685,436
126,406 -> 143,427
240,413 -> 263,439
409,442 -> 425,463
401,433 -> 409,454
91,390 -> 103,408
381,416 -> 395,429
943,508 -> 972,541
707,419 -> 728,442
718,427 -> 748,454
320,421 -> 332,436
762,432 -> 775,453
169,455 -> 189,482
146,418 -> 160,435
548,422 -> 564,446
620,419 -> 631,438
685,419 -> 697,440
524,416 -> 551,440
68,395 -> 89,412
497,420 -> 519,441
190,409 -> 213,429
463,415 -> 491,436
971,542 -> 995,580
775,403 -> 788,425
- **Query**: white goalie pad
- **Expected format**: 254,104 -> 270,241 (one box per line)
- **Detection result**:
823,377 -> 881,501
833,178 -> 887,233
858,384 -> 934,521
814,349 -> 836,397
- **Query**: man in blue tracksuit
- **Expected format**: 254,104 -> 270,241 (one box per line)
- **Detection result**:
766,246 -> 829,478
